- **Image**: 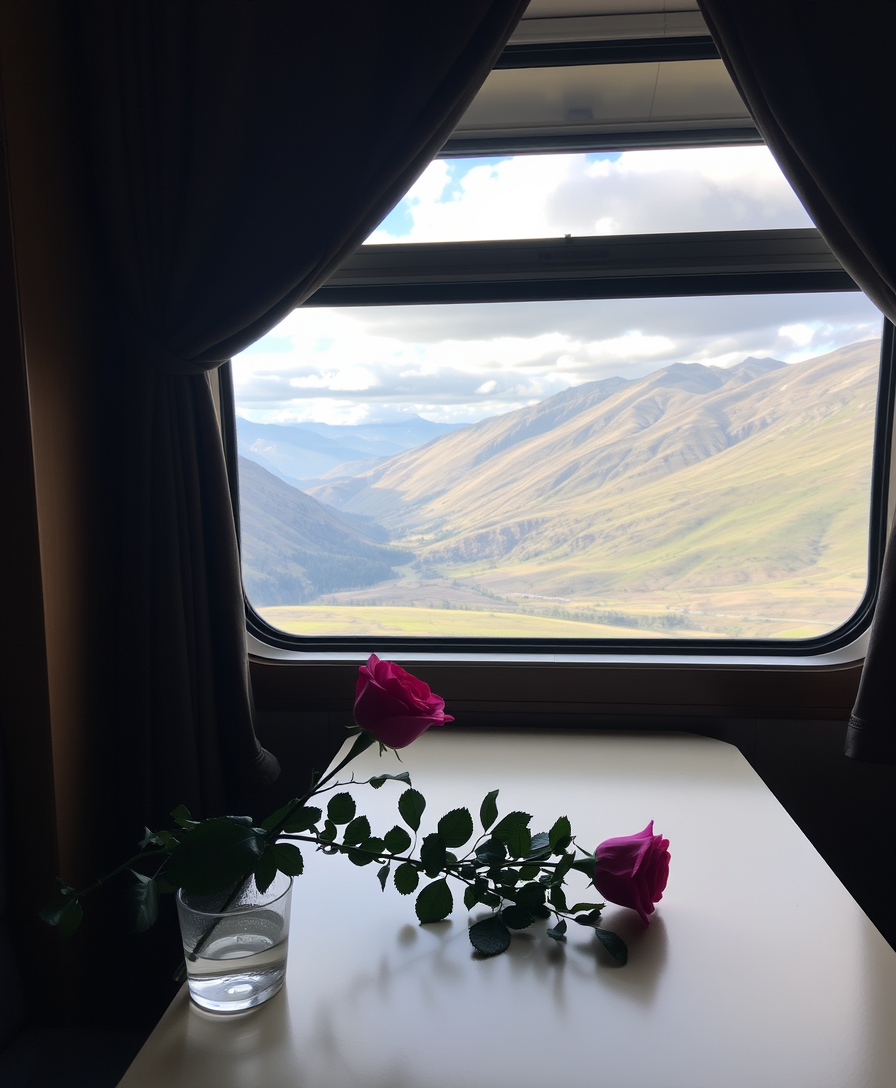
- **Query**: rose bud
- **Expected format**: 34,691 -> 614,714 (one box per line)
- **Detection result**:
353,654 -> 454,749
592,821 -> 670,925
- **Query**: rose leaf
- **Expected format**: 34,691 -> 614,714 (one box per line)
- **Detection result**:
501,904 -> 535,930
393,862 -> 419,895
327,793 -> 356,825
492,811 -> 532,840
272,842 -> 304,877
505,825 -> 531,859
547,918 -> 568,941
254,849 -> 278,894
594,928 -> 629,966
383,825 -> 412,855
398,788 -> 426,831
165,817 -> 263,895
549,815 -> 572,853
369,771 -> 412,789
479,789 -> 499,831
437,807 -> 474,849
282,806 -> 322,834
342,816 -> 371,846
469,914 -> 511,956
415,879 -> 453,923
420,832 -> 447,877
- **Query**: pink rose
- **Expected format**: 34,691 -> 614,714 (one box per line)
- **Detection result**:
353,654 -> 454,749
592,821 -> 670,925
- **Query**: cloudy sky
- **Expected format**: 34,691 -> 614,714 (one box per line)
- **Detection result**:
233,149 -> 883,427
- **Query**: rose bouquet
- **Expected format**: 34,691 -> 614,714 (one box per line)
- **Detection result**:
42,656 -> 669,964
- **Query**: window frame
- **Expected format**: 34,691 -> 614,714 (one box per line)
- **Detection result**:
223,223 -> 895,663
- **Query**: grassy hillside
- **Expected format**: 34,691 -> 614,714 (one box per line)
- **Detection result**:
296,340 -> 880,638
238,457 -> 412,607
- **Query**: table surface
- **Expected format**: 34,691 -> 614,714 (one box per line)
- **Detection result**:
119,731 -> 896,1088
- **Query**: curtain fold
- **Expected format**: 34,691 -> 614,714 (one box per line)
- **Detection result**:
66,0 -> 528,826
698,0 -> 896,764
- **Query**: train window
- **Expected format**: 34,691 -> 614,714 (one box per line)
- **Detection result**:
229,22 -> 893,660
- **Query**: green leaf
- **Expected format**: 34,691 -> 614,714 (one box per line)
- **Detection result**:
492,811 -> 532,840
131,872 -> 159,933
319,819 -> 338,843
272,842 -> 304,877
415,879 -> 453,923
475,837 -> 506,865
383,825 -> 412,855
328,793 -> 356,825
516,882 -> 547,911
254,849 -> 278,894
501,904 -> 535,930
282,806 -> 321,833
547,918 -> 568,941
420,833 -> 447,877
526,831 -> 551,859
393,863 -> 419,895
594,928 -> 629,965
170,804 -> 195,828
258,801 -> 294,832
139,827 -> 162,848
479,789 -> 499,831
463,885 -> 482,910
553,851 -> 575,883
437,807 -> 474,849
343,816 -> 371,846
469,914 -> 511,956
549,816 -> 572,853
505,825 -> 531,859
377,863 -> 390,890
398,788 -> 426,831
347,847 -> 376,867
165,817 -> 264,895
549,884 -> 568,911
369,771 -> 412,789
518,864 -> 540,881
570,902 -> 604,914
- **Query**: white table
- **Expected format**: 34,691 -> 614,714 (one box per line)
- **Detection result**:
119,731 -> 896,1088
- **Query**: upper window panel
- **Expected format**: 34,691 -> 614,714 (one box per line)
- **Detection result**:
367,148 -> 813,245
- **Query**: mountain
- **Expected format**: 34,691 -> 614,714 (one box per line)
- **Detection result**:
305,341 -> 879,602
236,415 -> 469,485
238,457 -> 413,607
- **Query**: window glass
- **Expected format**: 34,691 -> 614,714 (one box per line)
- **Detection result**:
233,291 -> 883,643
367,147 -> 812,245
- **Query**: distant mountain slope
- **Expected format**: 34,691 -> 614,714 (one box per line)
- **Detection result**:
238,457 -> 413,607
306,341 -> 880,598
237,415 -> 469,484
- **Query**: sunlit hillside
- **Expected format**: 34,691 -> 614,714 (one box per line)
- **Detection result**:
289,340 -> 880,639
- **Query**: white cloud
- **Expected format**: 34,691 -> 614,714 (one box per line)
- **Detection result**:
232,294 -> 882,426
779,323 -> 816,347
367,147 -> 812,244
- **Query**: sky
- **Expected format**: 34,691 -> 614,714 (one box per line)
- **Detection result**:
233,149 -> 883,427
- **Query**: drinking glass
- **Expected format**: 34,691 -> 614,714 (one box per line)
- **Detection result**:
176,872 -> 292,1012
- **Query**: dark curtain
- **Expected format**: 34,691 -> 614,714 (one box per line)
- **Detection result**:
67,0 -> 528,827
698,0 -> 896,764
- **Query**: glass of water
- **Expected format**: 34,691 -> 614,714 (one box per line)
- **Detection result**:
176,871 -> 293,1012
